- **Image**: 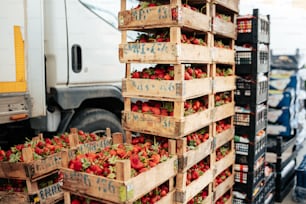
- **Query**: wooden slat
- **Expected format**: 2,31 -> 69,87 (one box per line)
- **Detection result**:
213,0 -> 239,13
119,43 -> 212,64
118,5 -> 210,32
122,109 -> 212,138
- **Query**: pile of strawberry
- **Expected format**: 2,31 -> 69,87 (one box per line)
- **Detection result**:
0,130 -> 101,162
131,96 -> 208,116
216,13 -> 232,22
134,31 -> 206,46
214,40 -> 230,49
216,143 -> 230,161
215,92 -> 232,107
134,181 -> 170,204
187,186 -> 209,204
68,138 -> 171,178
216,191 -> 231,204
130,64 -> 207,80
71,195 -> 102,204
216,118 -> 231,134
186,127 -> 209,150
0,178 -> 25,193
216,67 -> 233,76
215,168 -> 232,186
133,1 -> 206,14
186,157 -> 210,185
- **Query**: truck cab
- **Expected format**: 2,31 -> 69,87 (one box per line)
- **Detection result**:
0,0 -> 129,145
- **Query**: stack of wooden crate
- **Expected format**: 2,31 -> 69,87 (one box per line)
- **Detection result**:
119,0 -> 237,203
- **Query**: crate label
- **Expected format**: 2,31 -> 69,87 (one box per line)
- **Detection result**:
131,80 -> 176,93
63,170 -> 118,195
34,155 -> 62,172
77,139 -> 112,154
39,182 -> 62,201
131,6 -> 170,21
122,43 -> 176,56
126,112 -> 175,129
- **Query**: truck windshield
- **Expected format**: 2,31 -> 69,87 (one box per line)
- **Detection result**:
79,0 -> 137,30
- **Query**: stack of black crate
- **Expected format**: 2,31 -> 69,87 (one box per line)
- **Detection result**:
266,50 -> 303,202
233,9 -> 271,204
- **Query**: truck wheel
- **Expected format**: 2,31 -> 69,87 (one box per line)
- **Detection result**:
68,108 -> 123,136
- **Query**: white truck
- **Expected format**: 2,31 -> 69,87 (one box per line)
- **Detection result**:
0,0 -> 130,145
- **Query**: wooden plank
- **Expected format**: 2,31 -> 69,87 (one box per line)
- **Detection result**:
175,170 -> 213,203
118,5 -> 211,32
213,76 -> 236,93
37,182 -> 64,204
122,77 -> 212,100
119,43 -> 212,64
213,175 -> 234,202
214,127 -> 234,149
177,137 -> 213,172
211,47 -> 235,64
214,151 -> 235,177
213,102 -> 235,122
213,0 -> 239,13
61,156 -> 178,203
122,109 -> 212,138
212,17 -> 237,39
0,151 -> 63,180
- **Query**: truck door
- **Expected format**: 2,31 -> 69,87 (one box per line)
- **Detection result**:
65,0 -> 125,85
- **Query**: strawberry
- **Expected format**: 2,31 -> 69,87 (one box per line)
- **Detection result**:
131,104 -> 139,112
72,159 -> 83,171
131,71 -> 141,78
141,105 -> 150,113
71,199 -> 81,204
150,107 -> 161,115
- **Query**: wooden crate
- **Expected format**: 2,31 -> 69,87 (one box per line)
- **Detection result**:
212,64 -> 236,93
176,125 -> 213,172
175,155 -> 213,203
119,42 -> 212,64
122,109 -> 212,138
211,3 -> 237,39
214,176 -> 234,203
175,182 -> 213,204
0,150 -> 64,181
214,189 -> 233,204
0,176 -> 63,204
213,116 -> 234,149
213,0 -> 239,13
118,2 -> 211,32
63,179 -> 176,204
214,146 -> 235,177
122,64 -> 212,100
212,35 -> 235,64
61,155 -> 178,203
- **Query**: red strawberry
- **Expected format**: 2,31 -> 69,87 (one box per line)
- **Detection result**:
131,71 -> 141,78
151,107 -> 161,115
131,104 -> 139,112
142,105 -> 150,113
72,159 -> 83,171
71,199 -> 81,204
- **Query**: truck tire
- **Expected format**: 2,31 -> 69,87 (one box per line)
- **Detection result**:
68,108 -> 123,136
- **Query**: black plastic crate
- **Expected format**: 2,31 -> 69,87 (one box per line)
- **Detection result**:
235,74 -> 268,105
266,135 -> 296,156
235,46 -> 270,75
233,183 -> 265,204
237,9 -> 270,44
234,131 -> 266,164
234,161 -> 265,192
266,142 -> 297,172
234,104 -> 268,135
